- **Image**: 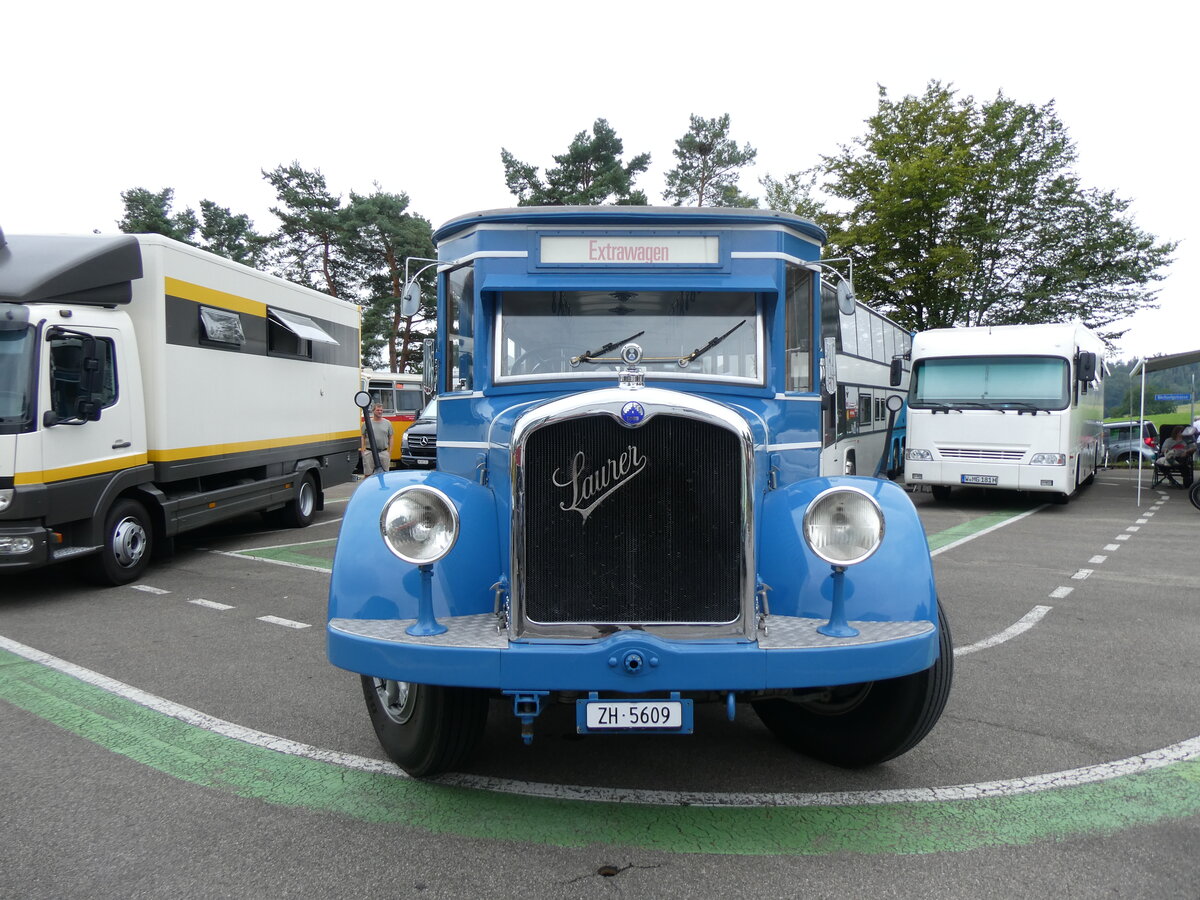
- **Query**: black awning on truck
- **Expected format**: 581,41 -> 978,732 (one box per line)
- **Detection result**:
0,234 -> 143,306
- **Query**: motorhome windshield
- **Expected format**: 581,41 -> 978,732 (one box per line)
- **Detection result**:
910,355 -> 1069,410
497,290 -> 760,382
0,326 -> 36,432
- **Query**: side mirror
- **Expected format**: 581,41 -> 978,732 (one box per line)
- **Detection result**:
1076,351 -> 1097,383
354,390 -> 373,411
889,357 -> 904,387
886,393 -> 905,413
400,281 -> 421,318
835,280 -> 856,316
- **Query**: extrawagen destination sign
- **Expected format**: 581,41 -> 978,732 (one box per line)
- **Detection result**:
540,234 -> 719,265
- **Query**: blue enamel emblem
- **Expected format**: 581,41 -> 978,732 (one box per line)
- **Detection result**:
621,401 -> 646,425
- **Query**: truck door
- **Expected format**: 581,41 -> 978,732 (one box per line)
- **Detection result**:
39,326 -> 142,493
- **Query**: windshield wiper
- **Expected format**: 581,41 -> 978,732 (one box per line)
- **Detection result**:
678,320 -> 746,367
997,401 -> 1052,415
924,401 -> 988,414
570,330 -> 646,367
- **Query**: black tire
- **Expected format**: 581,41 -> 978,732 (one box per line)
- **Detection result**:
752,601 -> 953,767
361,677 -> 489,777
930,485 -> 951,502
280,472 -> 317,528
87,498 -> 153,586
1189,481 -> 1200,512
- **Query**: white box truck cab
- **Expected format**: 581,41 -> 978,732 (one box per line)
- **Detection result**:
327,207 -> 951,777
904,322 -> 1104,503
0,230 -> 361,584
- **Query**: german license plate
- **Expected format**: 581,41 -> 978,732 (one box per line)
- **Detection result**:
578,698 -> 692,733
961,474 -> 998,485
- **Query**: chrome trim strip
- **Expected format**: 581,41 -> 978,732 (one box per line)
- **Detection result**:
510,388 -> 757,641
767,442 -> 822,452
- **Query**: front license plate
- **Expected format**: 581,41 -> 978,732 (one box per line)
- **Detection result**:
577,698 -> 692,733
961,474 -> 998,485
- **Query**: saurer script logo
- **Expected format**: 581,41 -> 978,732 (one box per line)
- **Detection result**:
553,446 -> 647,523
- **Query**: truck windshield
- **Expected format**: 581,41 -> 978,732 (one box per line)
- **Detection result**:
497,290 -> 759,382
910,356 -> 1069,410
0,326 -> 36,433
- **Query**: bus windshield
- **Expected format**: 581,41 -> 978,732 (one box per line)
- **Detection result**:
0,325 -> 36,433
497,290 -> 759,382
910,356 -> 1069,410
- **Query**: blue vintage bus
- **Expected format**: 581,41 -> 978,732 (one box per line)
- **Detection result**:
328,207 -> 948,776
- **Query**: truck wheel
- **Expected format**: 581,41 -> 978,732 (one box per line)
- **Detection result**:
280,473 -> 317,528
361,677 -> 488,777
751,601 -> 953,767
1189,481 -> 1200,511
88,498 -> 153,586
930,485 -> 951,502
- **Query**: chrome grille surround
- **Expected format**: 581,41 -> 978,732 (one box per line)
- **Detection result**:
510,387 -> 756,641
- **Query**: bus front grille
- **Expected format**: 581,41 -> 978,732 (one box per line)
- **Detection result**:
521,413 -> 742,627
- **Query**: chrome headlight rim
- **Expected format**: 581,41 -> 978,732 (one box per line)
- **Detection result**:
802,485 -> 885,567
379,485 -> 460,565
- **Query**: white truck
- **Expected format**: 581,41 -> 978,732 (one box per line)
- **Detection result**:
904,321 -> 1104,503
0,230 -> 361,584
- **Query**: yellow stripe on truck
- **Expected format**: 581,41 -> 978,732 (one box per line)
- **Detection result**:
14,453 -> 150,485
164,277 -> 267,317
15,430 -> 358,485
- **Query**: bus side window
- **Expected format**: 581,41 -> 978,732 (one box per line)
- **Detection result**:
784,266 -> 813,392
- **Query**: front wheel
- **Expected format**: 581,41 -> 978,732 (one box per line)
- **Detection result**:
1189,480 -> 1200,511
752,601 -> 953,767
87,498 -> 153,586
361,677 -> 489,777
930,485 -> 952,502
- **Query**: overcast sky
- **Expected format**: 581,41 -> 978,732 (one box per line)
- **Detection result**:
4,0 -> 1194,361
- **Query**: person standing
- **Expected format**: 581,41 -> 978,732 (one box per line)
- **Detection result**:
362,404 -> 393,475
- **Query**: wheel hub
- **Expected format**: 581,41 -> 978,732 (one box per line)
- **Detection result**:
112,517 -> 148,568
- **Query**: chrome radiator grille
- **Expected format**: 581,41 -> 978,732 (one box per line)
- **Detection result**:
521,413 -> 743,626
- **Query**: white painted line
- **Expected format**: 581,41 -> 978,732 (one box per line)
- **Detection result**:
930,505 -> 1047,557
253,516 -> 344,537
228,536 -> 339,553
1049,586 -> 1074,599
130,585 -> 171,595
953,605 -> 1053,657
1126,526 -> 1140,532
1071,570 -> 1092,581
1089,555 -> 1107,564
257,616 -> 311,629
1136,518 -> 1148,524
1104,544 -> 1121,551
5,632 -> 1196,808
189,599 -> 234,611
1116,534 -> 1131,541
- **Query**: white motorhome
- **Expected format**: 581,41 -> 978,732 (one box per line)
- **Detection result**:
0,231 -> 361,583
904,322 -> 1104,502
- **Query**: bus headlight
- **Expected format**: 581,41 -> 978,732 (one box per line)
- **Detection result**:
905,448 -> 933,461
1030,453 -> 1066,466
803,487 -> 885,566
380,486 -> 459,564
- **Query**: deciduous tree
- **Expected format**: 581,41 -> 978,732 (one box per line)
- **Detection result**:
816,82 -> 1175,344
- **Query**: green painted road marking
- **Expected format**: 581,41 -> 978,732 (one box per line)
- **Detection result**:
2,645 -> 1198,855
926,508 -> 1036,553
234,541 -> 338,570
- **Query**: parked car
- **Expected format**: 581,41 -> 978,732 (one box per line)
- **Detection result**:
398,396 -> 437,469
1102,420 -> 1158,465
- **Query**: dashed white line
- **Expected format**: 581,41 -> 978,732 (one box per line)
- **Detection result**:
131,585 -> 171,595
953,605 -> 1053,656
189,599 -> 234,611
257,615 -> 311,630
1089,555 -> 1107,564
1071,569 -> 1093,580
1104,544 -> 1121,551
1049,586 -> 1074,599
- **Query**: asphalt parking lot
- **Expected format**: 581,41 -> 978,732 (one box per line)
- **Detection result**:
1,467 -> 1197,898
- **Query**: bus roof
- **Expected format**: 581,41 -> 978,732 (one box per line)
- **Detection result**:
432,206 -> 827,245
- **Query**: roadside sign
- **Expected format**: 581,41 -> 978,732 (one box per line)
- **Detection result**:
1154,393 -> 1192,402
